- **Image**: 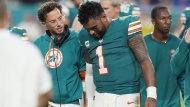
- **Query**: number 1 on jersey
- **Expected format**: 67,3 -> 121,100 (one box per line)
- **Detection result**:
96,46 -> 108,75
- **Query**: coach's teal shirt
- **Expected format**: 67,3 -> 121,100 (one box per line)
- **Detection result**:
34,29 -> 85,104
141,34 -> 182,107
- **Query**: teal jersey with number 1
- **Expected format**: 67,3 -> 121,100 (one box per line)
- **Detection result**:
78,16 -> 142,94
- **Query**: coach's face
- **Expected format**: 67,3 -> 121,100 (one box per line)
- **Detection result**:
152,9 -> 172,34
42,8 -> 65,37
83,14 -> 107,39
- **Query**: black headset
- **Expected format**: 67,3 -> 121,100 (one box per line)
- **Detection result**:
54,24 -> 70,47
46,24 -> 70,107
46,24 -> 70,47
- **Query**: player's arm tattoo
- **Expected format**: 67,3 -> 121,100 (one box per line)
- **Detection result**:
128,34 -> 149,63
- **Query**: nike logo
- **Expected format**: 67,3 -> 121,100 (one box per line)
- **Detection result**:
127,101 -> 135,105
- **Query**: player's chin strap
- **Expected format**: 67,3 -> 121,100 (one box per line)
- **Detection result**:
147,86 -> 157,100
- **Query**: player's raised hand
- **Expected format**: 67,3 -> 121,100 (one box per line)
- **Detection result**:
145,97 -> 156,107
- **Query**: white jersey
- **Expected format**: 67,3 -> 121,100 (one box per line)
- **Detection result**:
0,29 -> 52,107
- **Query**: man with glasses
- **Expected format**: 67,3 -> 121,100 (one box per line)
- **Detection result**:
35,1 -> 86,107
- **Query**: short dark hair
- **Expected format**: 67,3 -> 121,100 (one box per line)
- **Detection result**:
78,1 -> 104,24
151,6 -> 168,19
0,0 -> 6,19
37,1 -> 62,22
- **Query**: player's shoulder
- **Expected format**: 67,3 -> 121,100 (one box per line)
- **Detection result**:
117,15 -> 140,21
168,33 -> 181,45
8,26 -> 26,36
113,16 -> 141,33
144,33 -> 151,41
0,29 -> 40,56
33,33 -> 47,45
170,33 -> 180,40
66,28 -> 81,45
68,28 -> 78,38
78,28 -> 88,38
8,26 -> 30,42
144,33 -> 151,38
78,28 -> 90,45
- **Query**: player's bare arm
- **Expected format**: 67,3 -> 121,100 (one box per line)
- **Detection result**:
128,34 -> 156,107
128,34 -> 149,63
128,34 -> 155,87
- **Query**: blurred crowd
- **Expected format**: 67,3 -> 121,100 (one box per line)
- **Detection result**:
5,0 -> 190,41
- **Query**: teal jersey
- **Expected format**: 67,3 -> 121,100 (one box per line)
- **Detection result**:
68,7 -> 78,27
171,30 -> 190,106
78,16 -> 142,94
119,2 -> 141,17
8,26 -> 26,37
180,7 -> 190,30
8,26 -> 29,42
34,29 -> 86,104
141,34 -> 181,107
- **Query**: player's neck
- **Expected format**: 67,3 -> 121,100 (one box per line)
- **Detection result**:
113,14 -> 119,19
105,18 -> 112,29
49,32 -> 56,39
151,32 -> 169,43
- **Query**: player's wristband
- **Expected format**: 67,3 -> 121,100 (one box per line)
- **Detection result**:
86,98 -> 93,107
147,86 -> 157,100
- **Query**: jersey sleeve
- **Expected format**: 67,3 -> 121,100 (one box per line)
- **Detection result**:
170,29 -> 190,77
9,26 -> 29,42
77,45 -> 86,72
78,28 -> 89,50
77,30 -> 86,71
127,16 -> 142,39
180,7 -> 190,29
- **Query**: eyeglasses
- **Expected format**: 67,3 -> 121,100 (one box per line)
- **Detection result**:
46,14 -> 65,26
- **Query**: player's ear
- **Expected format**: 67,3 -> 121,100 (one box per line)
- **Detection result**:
101,13 -> 107,22
151,19 -> 155,26
41,22 -> 47,27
